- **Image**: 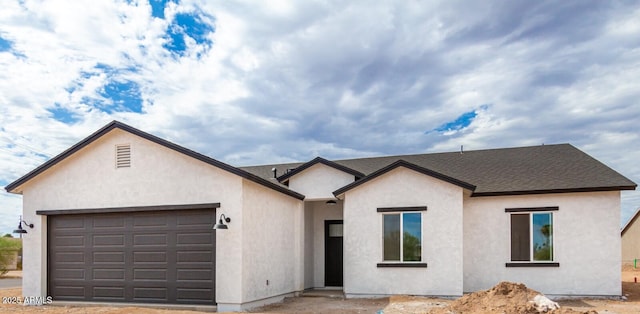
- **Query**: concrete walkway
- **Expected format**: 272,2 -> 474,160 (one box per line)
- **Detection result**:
0,270 -> 22,289
0,278 -> 21,289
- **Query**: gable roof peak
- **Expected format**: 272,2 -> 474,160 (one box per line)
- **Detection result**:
5,120 -> 304,200
276,156 -> 365,183
622,207 -> 640,236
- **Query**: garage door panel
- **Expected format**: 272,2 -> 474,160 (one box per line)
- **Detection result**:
53,269 -> 86,280
133,233 -> 168,246
176,251 -> 212,262
177,269 -> 212,281
54,252 -> 85,263
54,235 -> 85,247
176,232 -> 212,245
133,287 -> 168,301
177,212 -> 214,226
51,217 -> 85,229
93,251 -> 125,263
93,234 -> 125,247
53,286 -> 86,299
93,268 -> 126,280
133,251 -> 167,263
92,216 -> 125,229
133,214 -> 169,227
48,208 -> 216,304
133,268 -> 168,280
177,288 -> 213,301
93,287 -> 125,299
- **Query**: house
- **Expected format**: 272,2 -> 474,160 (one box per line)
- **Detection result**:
4,121 -> 636,311
622,208 -> 640,266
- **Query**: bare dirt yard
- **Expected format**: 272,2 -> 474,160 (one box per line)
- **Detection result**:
1,268 -> 640,313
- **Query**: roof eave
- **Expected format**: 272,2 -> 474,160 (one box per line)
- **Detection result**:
5,121 -> 121,193
471,185 -> 637,197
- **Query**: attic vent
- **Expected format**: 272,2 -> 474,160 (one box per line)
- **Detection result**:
115,144 -> 131,168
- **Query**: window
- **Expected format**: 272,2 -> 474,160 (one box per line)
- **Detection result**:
382,212 -> 422,262
507,207 -> 557,265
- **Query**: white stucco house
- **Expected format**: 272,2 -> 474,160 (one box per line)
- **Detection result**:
622,208 -> 640,265
5,121 -> 636,311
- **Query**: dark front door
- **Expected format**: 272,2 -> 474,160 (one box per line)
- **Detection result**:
324,220 -> 343,287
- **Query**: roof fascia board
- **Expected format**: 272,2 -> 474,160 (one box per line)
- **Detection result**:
277,156 -> 365,183
6,121 -> 305,200
5,121 -> 120,193
333,159 -> 476,197
471,185 -> 637,198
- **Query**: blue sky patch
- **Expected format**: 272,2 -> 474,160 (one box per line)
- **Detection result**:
150,0 -> 172,19
0,36 -> 13,51
96,79 -> 143,113
163,11 -> 214,57
66,63 -> 118,93
67,63 -> 143,114
48,105 -> 80,124
428,105 -> 489,134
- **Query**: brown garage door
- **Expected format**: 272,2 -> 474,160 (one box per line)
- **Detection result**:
47,208 -> 216,304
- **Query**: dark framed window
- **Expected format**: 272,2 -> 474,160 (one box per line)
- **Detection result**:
510,212 -> 554,262
382,212 -> 422,262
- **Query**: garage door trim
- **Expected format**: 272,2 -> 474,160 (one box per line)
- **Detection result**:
37,203 -> 220,216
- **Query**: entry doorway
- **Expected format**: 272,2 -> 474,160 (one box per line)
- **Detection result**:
324,220 -> 343,287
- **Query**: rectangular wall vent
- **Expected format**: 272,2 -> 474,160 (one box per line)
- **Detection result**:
116,144 -> 131,168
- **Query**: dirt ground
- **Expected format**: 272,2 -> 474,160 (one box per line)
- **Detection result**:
1,268 -> 640,313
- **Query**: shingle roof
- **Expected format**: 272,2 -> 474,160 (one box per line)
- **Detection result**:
241,144 -> 637,196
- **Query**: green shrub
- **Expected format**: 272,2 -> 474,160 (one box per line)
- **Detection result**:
0,237 -> 22,276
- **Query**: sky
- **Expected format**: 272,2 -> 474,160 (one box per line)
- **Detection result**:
1,0 -> 639,236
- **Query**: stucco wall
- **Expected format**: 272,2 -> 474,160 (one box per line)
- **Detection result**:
463,191 -> 622,296
289,164 -> 355,200
16,129 -> 245,304
342,167 -> 465,296
622,210 -> 640,264
240,180 -> 303,307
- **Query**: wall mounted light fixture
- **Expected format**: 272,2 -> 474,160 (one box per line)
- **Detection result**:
213,214 -> 231,230
13,215 -> 34,234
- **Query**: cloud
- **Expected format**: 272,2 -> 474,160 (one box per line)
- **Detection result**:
1,0 -> 639,234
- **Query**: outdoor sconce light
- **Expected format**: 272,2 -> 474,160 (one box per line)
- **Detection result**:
213,214 -> 231,230
13,215 -> 34,234
326,200 -> 337,205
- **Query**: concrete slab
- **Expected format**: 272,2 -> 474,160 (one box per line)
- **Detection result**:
0,278 -> 21,289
